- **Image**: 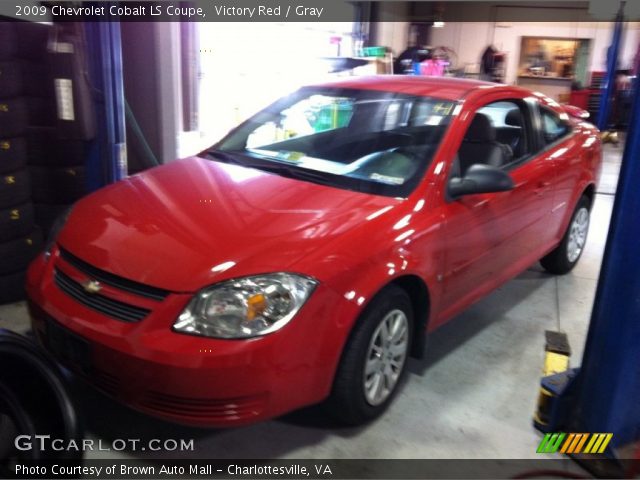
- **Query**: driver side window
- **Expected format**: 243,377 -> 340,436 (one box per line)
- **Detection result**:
451,100 -> 530,180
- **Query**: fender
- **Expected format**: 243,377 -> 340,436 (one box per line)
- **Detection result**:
555,169 -> 599,243
318,231 -> 440,372
551,126 -> 601,243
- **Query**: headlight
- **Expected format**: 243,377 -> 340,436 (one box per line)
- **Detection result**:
173,273 -> 318,339
44,206 -> 73,258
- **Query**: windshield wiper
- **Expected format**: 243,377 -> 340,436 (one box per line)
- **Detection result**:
204,150 -> 244,165
206,149 -> 335,186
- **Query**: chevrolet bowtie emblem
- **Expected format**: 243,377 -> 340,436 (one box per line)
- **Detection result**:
82,279 -> 102,294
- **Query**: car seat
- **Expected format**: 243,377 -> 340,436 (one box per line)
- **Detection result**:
504,108 -> 525,158
458,113 -> 512,175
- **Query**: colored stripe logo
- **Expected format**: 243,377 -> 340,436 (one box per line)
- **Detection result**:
537,433 -> 613,454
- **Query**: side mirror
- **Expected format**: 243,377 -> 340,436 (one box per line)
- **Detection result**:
449,164 -> 514,198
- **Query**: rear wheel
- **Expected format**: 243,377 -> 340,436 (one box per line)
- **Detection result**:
327,285 -> 413,425
540,196 -> 590,274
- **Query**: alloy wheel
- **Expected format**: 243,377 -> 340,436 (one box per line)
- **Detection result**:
363,309 -> 409,406
567,207 -> 589,263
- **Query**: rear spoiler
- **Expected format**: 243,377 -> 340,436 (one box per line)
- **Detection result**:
563,104 -> 590,120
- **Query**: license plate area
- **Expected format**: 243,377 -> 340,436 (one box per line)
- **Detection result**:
46,319 -> 92,374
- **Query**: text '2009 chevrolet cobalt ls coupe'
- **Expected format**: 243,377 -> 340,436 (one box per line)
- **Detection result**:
27,76 -> 601,427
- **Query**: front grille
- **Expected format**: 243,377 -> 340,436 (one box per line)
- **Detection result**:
59,247 -> 169,301
91,370 -> 121,396
141,391 -> 267,421
54,268 -> 151,322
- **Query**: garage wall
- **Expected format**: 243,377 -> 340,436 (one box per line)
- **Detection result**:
371,2 -> 410,56
374,22 -> 410,56
430,9 -> 640,84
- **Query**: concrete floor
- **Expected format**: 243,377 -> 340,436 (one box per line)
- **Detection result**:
0,145 -> 622,460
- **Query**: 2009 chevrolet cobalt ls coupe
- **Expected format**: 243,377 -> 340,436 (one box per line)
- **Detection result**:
27,76 -> 601,427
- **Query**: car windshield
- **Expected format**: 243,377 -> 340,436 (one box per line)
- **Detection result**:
212,87 -> 456,197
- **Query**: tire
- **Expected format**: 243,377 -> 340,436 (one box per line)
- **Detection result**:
0,137 -> 28,174
25,127 -> 55,165
0,329 -> 83,462
0,380 -> 35,473
0,412 -> 18,461
30,166 -> 86,203
0,169 -> 31,208
0,203 -> 34,243
0,60 -> 49,99
12,22 -> 50,60
0,24 -> 18,61
47,33 -> 96,141
34,203 -> 71,237
25,97 -> 56,128
0,271 -> 26,304
54,139 -> 87,167
27,131 -> 86,167
0,228 -> 43,275
540,196 -> 591,275
327,284 -> 413,425
0,98 -> 29,137
0,60 -> 25,99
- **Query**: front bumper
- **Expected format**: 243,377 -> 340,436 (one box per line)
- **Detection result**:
26,249 -> 353,427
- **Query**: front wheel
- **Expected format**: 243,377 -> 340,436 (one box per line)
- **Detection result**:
327,285 -> 413,426
540,196 -> 591,275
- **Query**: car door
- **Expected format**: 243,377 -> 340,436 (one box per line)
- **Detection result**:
536,104 -> 580,239
437,96 -> 555,323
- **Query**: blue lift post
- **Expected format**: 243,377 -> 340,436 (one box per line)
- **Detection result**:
84,16 -> 127,191
574,38 -> 640,450
596,4 -> 625,132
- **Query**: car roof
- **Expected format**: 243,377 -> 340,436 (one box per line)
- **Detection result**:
307,75 -> 505,101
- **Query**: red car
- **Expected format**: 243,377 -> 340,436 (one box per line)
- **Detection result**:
26,77 -> 602,427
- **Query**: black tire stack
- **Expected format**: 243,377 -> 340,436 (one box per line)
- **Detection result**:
0,22 -> 51,304
29,132 -> 87,236
31,26 -> 89,238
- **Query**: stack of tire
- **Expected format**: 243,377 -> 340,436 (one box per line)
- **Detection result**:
28,131 -> 87,237
31,26 -> 89,241
0,22 -> 51,304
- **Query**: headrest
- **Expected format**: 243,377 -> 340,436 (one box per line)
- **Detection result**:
465,113 -> 495,142
505,108 -> 522,127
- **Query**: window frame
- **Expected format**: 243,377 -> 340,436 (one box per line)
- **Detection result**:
484,98 -> 538,172
445,97 -> 538,202
447,97 -> 538,178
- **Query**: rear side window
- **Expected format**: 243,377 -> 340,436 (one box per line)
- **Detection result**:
541,107 -> 571,145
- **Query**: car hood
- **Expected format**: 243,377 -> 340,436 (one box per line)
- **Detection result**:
58,157 -> 401,292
